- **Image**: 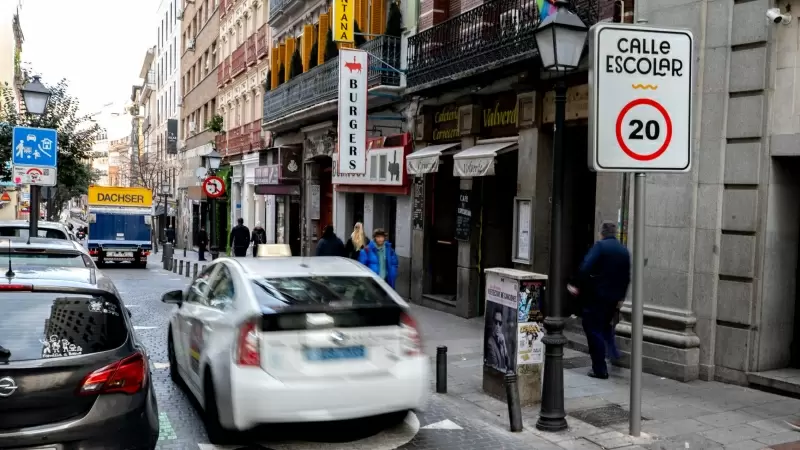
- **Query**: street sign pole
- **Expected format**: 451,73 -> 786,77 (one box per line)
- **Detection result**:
630,171 -> 645,436
29,185 -> 40,236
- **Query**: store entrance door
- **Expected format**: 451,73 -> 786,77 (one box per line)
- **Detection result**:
428,159 -> 459,300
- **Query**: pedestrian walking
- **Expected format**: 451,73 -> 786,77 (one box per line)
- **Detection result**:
315,224 -> 345,257
229,218 -> 250,257
344,222 -> 369,260
358,228 -> 399,289
251,222 -> 266,257
196,227 -> 209,261
567,221 -> 630,379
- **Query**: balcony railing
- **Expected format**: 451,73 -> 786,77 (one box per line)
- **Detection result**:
231,45 -> 247,78
249,120 -> 263,150
406,0 -> 599,89
268,0 -> 288,22
215,133 -> 227,154
217,59 -> 228,87
226,125 -> 251,156
223,56 -> 231,82
263,35 -> 401,124
256,25 -> 268,60
246,35 -> 257,67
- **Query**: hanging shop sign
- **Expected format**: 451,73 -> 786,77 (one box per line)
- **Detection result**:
255,165 -> 280,185
455,189 -> 472,241
480,93 -> 519,138
412,177 -> 424,231
332,0 -> 355,43
337,48 -> 368,174
431,104 -> 460,142
167,119 -> 178,154
280,147 -> 301,181
332,146 -> 405,186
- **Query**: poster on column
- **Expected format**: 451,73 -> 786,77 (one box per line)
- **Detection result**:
517,279 -> 546,367
337,48 -> 368,174
483,272 -> 518,374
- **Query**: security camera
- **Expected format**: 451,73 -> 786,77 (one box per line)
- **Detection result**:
767,7 -> 792,24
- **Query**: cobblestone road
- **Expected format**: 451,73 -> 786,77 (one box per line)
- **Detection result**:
105,260 -> 553,450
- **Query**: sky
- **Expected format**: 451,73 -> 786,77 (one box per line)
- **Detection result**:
19,0 -> 161,116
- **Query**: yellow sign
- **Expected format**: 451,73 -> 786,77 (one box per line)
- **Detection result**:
332,0 -> 355,43
88,186 -> 153,208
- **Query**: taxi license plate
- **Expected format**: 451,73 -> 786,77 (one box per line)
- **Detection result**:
305,346 -> 365,361
110,252 -> 133,257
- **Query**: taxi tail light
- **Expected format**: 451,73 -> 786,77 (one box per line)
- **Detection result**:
0,284 -> 32,291
400,312 -> 422,356
78,352 -> 147,396
236,320 -> 261,366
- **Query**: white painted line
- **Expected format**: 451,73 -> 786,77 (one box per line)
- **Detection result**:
198,412 -> 420,450
134,326 -> 158,330
125,304 -> 140,307
169,278 -> 182,281
153,362 -> 170,369
421,419 -> 463,430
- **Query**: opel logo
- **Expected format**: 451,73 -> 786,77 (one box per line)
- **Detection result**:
0,377 -> 17,397
330,331 -> 347,346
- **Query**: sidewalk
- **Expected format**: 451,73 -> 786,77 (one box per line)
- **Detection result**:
155,255 -> 800,449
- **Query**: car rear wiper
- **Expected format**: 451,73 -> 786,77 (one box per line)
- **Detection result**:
254,280 -> 305,305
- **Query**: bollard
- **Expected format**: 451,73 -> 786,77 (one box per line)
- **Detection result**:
192,263 -> 198,279
172,258 -> 177,273
436,346 -> 448,394
179,260 -> 184,275
505,371 -> 523,432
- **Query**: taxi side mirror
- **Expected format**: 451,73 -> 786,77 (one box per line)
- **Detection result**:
161,290 -> 183,305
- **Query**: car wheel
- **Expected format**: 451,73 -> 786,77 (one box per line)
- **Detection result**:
203,370 -> 236,445
167,329 -> 183,386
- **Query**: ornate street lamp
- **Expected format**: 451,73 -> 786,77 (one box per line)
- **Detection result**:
20,76 -> 52,116
534,0 -> 588,433
204,149 -> 223,259
206,150 -> 222,172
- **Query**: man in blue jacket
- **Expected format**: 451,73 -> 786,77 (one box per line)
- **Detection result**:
359,228 -> 399,289
568,221 -> 631,379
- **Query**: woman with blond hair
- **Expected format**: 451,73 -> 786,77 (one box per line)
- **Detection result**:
344,222 -> 369,260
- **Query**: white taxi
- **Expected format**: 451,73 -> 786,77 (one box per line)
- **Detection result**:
161,256 -> 428,444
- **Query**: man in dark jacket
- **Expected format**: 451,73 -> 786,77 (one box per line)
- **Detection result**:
569,221 -> 631,379
196,227 -> 208,261
316,225 -> 345,257
251,222 -> 266,257
229,218 -> 251,257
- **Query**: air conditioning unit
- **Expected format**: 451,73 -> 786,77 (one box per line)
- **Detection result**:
189,122 -> 196,133
177,8 -> 184,20
188,39 -> 196,51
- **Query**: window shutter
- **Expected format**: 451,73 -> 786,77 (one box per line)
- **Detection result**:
285,37 -> 295,80
369,0 -> 386,36
318,13 -> 329,66
271,45 -> 280,88
302,24 -> 314,71
356,0 -> 368,41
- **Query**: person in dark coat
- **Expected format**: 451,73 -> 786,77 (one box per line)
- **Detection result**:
229,218 -> 251,257
196,227 -> 209,261
315,225 -> 345,257
344,222 -> 369,260
568,221 -> 631,379
251,222 -> 266,257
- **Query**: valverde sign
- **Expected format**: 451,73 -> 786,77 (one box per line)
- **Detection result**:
87,186 -> 153,208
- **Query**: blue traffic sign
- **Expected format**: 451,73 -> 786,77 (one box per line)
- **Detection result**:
12,126 -> 58,168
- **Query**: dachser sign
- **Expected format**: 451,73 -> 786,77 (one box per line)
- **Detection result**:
87,186 -> 153,207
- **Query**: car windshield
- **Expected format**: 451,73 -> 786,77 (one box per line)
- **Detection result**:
253,276 -> 396,308
0,293 -> 127,362
9,252 -> 91,268
0,226 -> 68,239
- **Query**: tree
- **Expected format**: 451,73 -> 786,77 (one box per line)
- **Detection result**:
309,42 -> 319,70
0,77 -> 101,221
115,150 -> 180,194
386,2 -> 403,37
289,48 -> 304,78
354,21 -> 367,47
324,28 -> 338,61
206,114 -> 224,133
277,63 -> 286,86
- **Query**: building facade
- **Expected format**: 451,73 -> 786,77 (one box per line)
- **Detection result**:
107,136 -> 130,187
179,0 -> 222,250
0,0 -> 23,111
216,0 -> 271,246
263,0 -> 406,261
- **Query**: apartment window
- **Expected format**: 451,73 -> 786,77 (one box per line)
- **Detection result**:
253,91 -> 260,120
211,41 -> 217,66
173,81 -> 177,113
173,37 -> 177,70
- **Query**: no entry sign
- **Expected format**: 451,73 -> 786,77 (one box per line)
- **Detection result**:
588,23 -> 693,172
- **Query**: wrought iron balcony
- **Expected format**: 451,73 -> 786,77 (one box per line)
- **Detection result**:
268,0 -> 289,22
215,133 -> 227,155
217,59 -> 228,87
224,57 -> 231,82
406,0 -> 599,90
231,45 -> 247,78
263,35 -> 401,125
249,120 -> 263,150
226,125 -> 250,156
256,25 -> 268,60
246,35 -> 257,67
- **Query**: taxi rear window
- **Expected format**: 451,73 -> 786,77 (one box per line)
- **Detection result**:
0,227 -> 68,239
253,276 -> 396,308
0,293 -> 127,362
9,252 -> 92,268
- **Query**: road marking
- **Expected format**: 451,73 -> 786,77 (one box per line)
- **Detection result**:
134,326 -> 158,330
153,362 -> 170,369
198,412 -> 420,450
169,278 -> 182,281
421,419 -> 463,430
125,304 -> 139,307
158,412 -> 178,441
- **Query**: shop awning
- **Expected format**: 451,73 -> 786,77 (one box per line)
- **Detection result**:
406,143 -> 460,175
453,142 -> 517,177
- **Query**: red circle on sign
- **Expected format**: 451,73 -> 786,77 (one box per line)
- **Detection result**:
615,98 -> 673,162
202,176 -> 226,199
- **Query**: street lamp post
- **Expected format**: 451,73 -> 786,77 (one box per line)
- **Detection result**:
204,150 -> 222,260
20,76 -> 53,238
533,1 -> 588,432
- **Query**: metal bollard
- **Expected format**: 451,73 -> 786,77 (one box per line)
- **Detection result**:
505,371 -> 523,432
436,346 -> 447,394
172,258 -> 177,273
179,260 -> 184,275
192,263 -> 198,279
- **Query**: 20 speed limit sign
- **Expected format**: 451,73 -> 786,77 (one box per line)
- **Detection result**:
588,23 -> 693,172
